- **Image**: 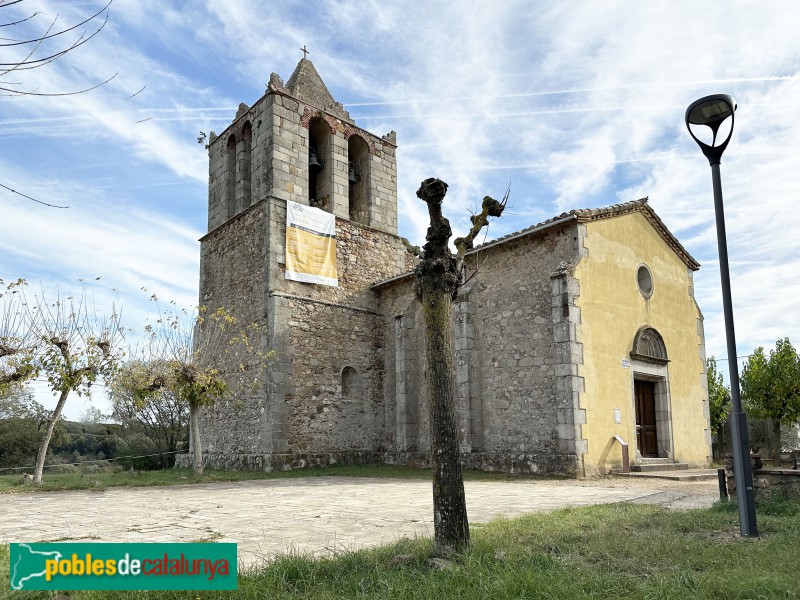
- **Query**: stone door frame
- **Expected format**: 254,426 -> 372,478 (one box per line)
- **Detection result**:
629,360 -> 674,462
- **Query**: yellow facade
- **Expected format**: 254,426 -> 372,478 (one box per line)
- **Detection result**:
575,212 -> 711,476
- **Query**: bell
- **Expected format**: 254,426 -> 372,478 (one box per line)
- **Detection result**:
348,161 -> 360,183
309,147 -> 323,172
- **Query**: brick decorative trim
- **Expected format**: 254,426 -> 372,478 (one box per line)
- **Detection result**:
300,107 -> 337,133
343,127 -> 379,156
222,117 -> 254,148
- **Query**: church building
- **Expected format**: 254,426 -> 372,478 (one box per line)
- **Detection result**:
191,57 -> 712,477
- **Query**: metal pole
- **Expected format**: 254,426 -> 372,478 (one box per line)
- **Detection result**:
710,162 -> 758,537
717,468 -> 728,500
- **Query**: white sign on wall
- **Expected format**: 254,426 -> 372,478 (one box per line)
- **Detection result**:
285,201 -> 338,287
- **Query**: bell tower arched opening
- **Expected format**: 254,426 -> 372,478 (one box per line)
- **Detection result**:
238,121 -> 252,211
348,135 -> 370,225
225,134 -> 237,220
308,118 -> 332,212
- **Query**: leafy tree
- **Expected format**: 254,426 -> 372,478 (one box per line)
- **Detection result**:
412,178 -> 506,556
0,382 -> 63,470
27,285 -> 123,482
741,338 -> 800,461
706,356 -> 731,454
3,280 -> 121,478
110,363 -> 188,469
0,381 -> 38,418
49,419 -> 117,466
120,299 -> 268,475
79,405 -> 108,424
0,278 -> 37,390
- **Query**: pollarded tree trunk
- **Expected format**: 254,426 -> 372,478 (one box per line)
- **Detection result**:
416,178 -> 469,556
33,388 -> 70,483
414,178 -> 505,556
422,279 -> 470,555
189,401 -> 204,476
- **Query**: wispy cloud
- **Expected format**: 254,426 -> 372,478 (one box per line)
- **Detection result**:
2,0 -> 800,417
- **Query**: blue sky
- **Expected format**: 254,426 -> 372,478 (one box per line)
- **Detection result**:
2,0 -> 800,419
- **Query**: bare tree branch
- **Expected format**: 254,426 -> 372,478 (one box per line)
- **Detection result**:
0,2 -> 26,11
0,1 -> 117,208
125,84 -> 146,100
0,0 -> 116,97
0,73 -> 117,97
453,185 -> 509,273
0,278 -> 36,390
0,8 -> 40,30
0,1 -> 111,48
0,182 -> 69,208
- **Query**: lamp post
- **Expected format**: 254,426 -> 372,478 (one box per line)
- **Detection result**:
685,94 -> 757,537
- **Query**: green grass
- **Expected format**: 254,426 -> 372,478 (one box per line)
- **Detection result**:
2,495 -> 798,599
0,463 -> 543,494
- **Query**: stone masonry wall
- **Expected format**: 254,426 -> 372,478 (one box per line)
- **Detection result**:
262,212 -> 417,458
467,227 -> 578,461
377,225 -> 583,475
208,89 -> 398,236
284,298 -> 385,452
549,251 -> 588,470
266,198 -> 415,306
378,285 -> 430,454
207,96 -> 275,231
196,202 -> 269,458
196,208 -> 415,467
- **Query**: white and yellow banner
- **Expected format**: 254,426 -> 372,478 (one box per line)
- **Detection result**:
285,201 -> 338,287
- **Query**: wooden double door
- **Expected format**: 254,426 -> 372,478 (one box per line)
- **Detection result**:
634,380 -> 659,458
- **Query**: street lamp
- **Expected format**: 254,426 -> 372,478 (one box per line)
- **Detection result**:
686,94 -> 757,537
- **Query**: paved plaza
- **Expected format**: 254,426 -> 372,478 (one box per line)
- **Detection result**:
0,475 -> 718,568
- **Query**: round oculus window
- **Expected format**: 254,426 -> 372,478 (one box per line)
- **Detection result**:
637,265 -> 653,297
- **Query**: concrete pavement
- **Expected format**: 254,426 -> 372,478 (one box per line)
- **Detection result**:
0,476 -> 718,568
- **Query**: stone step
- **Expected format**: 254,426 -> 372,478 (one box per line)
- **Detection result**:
630,462 -> 689,472
614,468 -> 718,481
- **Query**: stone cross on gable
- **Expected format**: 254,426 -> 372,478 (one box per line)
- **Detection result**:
301,45 -> 310,59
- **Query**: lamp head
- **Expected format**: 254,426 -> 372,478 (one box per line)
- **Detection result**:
685,94 -> 736,166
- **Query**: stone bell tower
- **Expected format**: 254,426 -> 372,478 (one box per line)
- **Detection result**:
204,58 -> 400,234
195,57 -> 415,469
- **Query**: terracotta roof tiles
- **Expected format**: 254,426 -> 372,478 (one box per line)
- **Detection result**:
469,197 -> 699,271
372,198 -> 699,290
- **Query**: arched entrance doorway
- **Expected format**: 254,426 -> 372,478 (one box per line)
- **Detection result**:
630,327 -> 674,461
